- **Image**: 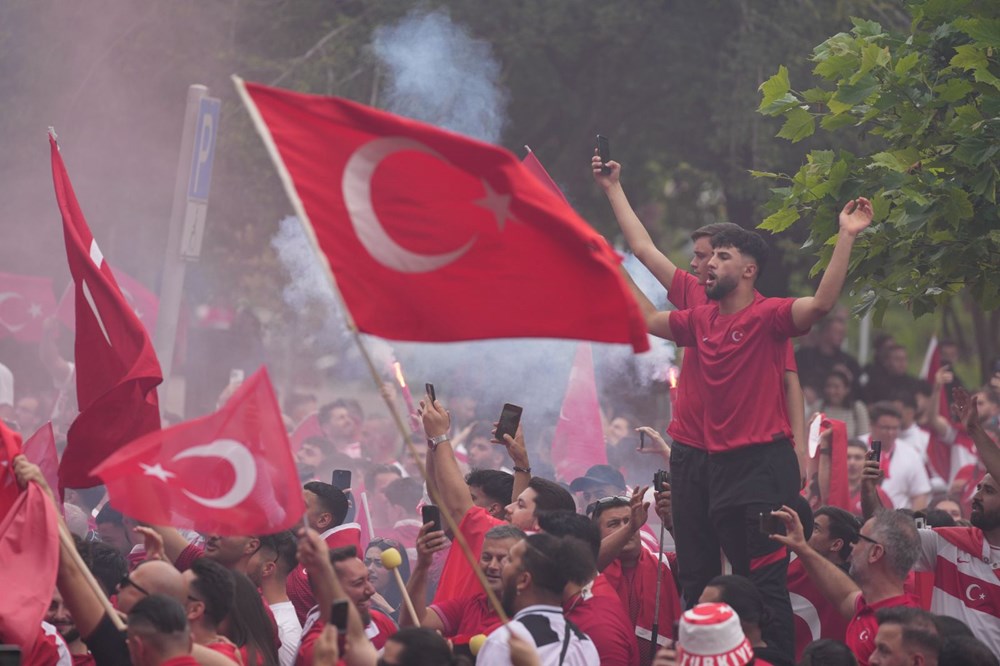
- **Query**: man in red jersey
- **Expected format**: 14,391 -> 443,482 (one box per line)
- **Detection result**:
592,155 -> 807,621
611,191 -> 873,661
772,505 -> 920,665
183,558 -> 240,662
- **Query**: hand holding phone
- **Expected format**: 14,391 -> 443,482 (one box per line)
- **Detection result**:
653,469 -> 671,493
331,469 -> 352,491
494,403 -> 523,443
426,383 -> 436,403
596,135 -> 611,175
868,440 -> 882,462
421,505 -> 441,533
330,600 -> 349,635
758,511 -> 784,535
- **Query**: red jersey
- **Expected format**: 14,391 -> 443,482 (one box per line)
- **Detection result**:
668,297 -> 806,452
71,655 -> 95,666
24,623 -> 71,666
205,639 -> 242,664
287,524 -> 364,624
787,555 -> 849,661
846,593 -> 919,666
666,270 -> 710,447
432,506 -> 504,603
429,593 -> 502,642
295,609 -> 395,666
161,658 -> 200,666
565,577 -> 640,666
602,549 -> 681,657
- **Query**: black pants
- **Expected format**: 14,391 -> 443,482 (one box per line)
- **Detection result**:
669,441 -> 720,609
708,439 -> 800,663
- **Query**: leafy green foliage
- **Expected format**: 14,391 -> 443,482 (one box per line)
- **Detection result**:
755,0 -> 1000,320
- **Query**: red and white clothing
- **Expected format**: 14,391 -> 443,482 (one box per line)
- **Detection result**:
913,527 -> 1000,654
668,297 -> 806,452
564,576 -> 640,666
288,523 -> 363,623
432,506 -> 504,603
24,622 -> 72,666
602,547 -> 681,660
429,593 -> 503,643
295,606 -> 396,666
787,555 -> 849,661
845,593 -> 919,666
857,437 -> 932,509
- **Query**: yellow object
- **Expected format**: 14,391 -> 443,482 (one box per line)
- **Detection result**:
380,547 -> 403,570
469,633 -> 487,655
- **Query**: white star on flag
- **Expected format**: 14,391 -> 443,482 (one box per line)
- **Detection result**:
475,180 -> 513,231
140,462 -> 176,483
28,303 -> 42,318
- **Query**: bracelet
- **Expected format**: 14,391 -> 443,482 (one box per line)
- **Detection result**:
513,465 -> 532,474
427,433 -> 450,451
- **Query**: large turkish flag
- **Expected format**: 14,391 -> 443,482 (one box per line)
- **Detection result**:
239,80 -> 649,352
93,367 -> 304,536
50,134 -> 163,489
0,272 -> 57,342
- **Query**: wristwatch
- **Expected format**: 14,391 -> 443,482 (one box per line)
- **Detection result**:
427,433 -> 450,451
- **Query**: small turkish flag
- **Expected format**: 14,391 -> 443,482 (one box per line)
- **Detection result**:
550,343 -> 607,482
93,367 -> 305,536
238,80 -> 649,352
50,133 -> 163,489
521,148 -> 569,204
0,272 -> 57,342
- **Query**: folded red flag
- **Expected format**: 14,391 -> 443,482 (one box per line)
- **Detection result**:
0,482 -> 59,653
0,422 -> 22,519
23,423 -> 61,507
93,367 -> 305,536
50,134 -> 163,489
521,148 -> 569,203
551,343 -> 608,482
237,79 -> 649,352
0,272 -> 57,342
56,267 -> 160,337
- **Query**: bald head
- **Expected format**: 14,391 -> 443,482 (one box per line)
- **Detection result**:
119,561 -> 187,613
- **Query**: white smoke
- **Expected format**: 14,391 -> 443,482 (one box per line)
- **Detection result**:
372,8 -> 508,144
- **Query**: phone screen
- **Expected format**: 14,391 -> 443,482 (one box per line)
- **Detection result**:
596,135 -> 611,174
330,600 -> 349,634
421,505 -> 441,533
0,646 -> 22,666
331,469 -> 352,491
426,383 -> 436,402
495,403 -> 523,443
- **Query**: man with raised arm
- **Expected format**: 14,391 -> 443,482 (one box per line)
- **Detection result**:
596,164 -> 873,660
592,154 -> 808,613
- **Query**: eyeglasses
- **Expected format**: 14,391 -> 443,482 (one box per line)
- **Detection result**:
585,495 -> 630,517
856,533 -> 880,547
118,574 -> 151,597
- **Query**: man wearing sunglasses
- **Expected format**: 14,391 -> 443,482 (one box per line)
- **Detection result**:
771,506 -> 920,666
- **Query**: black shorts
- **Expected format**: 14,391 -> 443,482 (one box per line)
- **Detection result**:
707,439 -> 799,514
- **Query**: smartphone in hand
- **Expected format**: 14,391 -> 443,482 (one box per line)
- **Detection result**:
330,599 -> 349,635
868,440 -> 882,463
495,403 -> 523,443
425,383 -> 436,403
596,135 -> 611,175
331,469 -> 352,491
421,505 -> 441,533
758,511 -> 783,535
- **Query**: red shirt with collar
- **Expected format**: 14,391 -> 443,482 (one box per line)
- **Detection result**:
429,593 -> 502,642
846,593 -> 919,666
564,576 -> 640,666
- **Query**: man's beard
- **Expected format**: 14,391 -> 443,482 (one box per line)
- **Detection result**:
705,275 -> 737,300
357,605 -> 371,626
971,504 -> 1000,531
500,574 -> 518,617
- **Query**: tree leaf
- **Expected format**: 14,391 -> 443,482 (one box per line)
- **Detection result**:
953,18 -> 1000,48
777,107 -> 815,142
758,66 -> 791,111
758,207 -> 800,232
894,53 -> 920,75
934,78 -> 973,102
834,73 -> 879,105
851,17 -> 884,38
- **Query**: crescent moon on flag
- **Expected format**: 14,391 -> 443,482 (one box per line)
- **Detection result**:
0,292 -> 26,332
172,439 -> 258,509
342,136 -> 476,273
966,583 -> 984,601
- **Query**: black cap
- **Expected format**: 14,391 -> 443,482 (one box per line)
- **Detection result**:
569,465 -> 626,493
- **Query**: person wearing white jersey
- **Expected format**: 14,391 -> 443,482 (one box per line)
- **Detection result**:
476,533 -> 599,666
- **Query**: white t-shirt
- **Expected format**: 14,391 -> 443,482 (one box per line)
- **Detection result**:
897,423 -> 931,461
270,601 -> 302,666
476,604 -> 599,666
859,435 -> 932,509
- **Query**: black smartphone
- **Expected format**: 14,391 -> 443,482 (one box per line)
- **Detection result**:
869,440 -> 882,462
639,430 -> 646,450
758,511 -> 783,535
596,135 -> 611,175
331,469 -> 352,492
330,600 -> 349,635
653,469 -> 671,492
421,505 -> 441,533
0,646 -> 21,666
426,383 -> 436,402
495,403 -> 523,443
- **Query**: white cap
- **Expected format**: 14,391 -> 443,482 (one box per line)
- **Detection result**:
677,603 -> 754,666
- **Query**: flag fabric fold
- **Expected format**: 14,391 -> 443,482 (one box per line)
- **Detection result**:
550,343 -> 608,482
0,272 -> 57,342
237,79 -> 649,353
23,423 -> 61,505
0,422 -> 23,519
50,134 -> 163,489
521,148 -> 569,203
93,367 -> 305,536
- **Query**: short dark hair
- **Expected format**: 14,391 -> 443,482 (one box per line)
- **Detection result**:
521,534 -> 590,597
814,506 -> 861,562
888,388 -> 917,410
924,509 -> 956,528
258,530 -> 298,576
328,545 -> 358,565
691,222 -> 743,241
528,477 -> 576,514
75,538 -> 128,596
484,525 -> 526,542
364,464 -> 402,494
709,227 -> 770,277
876,606 -> 941,656
384,477 -> 424,512
588,496 -> 630,522
386,627 -> 459,666
799,639 -> 858,666
304,481 -> 349,526
536,511 -> 601,583
933,614 -> 974,639
869,401 -> 902,424
938,635 -> 998,666
96,504 -> 125,526
128,594 -> 190,653
466,469 -> 514,506
706,575 -> 769,631
319,398 -> 363,425
189,558 -> 235,627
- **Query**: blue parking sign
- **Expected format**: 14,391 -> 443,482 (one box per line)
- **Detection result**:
187,97 -> 221,202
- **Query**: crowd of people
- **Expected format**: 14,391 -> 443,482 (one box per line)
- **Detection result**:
2,155 -> 1000,666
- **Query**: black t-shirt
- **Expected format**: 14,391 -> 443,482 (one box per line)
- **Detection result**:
83,613 -> 131,666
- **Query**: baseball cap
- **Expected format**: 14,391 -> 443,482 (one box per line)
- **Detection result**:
677,603 -> 754,666
569,464 -> 626,492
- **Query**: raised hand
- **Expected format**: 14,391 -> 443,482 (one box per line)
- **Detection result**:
839,197 -> 873,235
629,485 -> 651,533
419,395 -> 451,439
952,386 -> 980,432
635,426 -> 671,457
414,521 -> 448,570
591,150 -> 622,191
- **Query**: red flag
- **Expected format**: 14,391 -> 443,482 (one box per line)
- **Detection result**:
823,418 -> 850,511
56,268 -> 160,337
93,367 -> 305,536
50,134 -> 163,489
238,80 -> 649,353
521,148 -> 569,203
0,422 -> 22,519
0,482 -> 59,652
0,272 -> 57,342
22,423 -> 60,504
920,337 -> 954,480
550,343 -> 608,482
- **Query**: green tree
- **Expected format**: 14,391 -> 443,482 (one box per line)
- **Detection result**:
755,0 -> 1000,377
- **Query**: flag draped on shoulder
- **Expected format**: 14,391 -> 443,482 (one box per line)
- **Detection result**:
50,133 -> 163,489
235,78 -> 649,353
93,367 -> 305,536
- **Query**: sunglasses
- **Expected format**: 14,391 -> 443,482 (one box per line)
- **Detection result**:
118,574 -> 151,597
585,495 -> 630,517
